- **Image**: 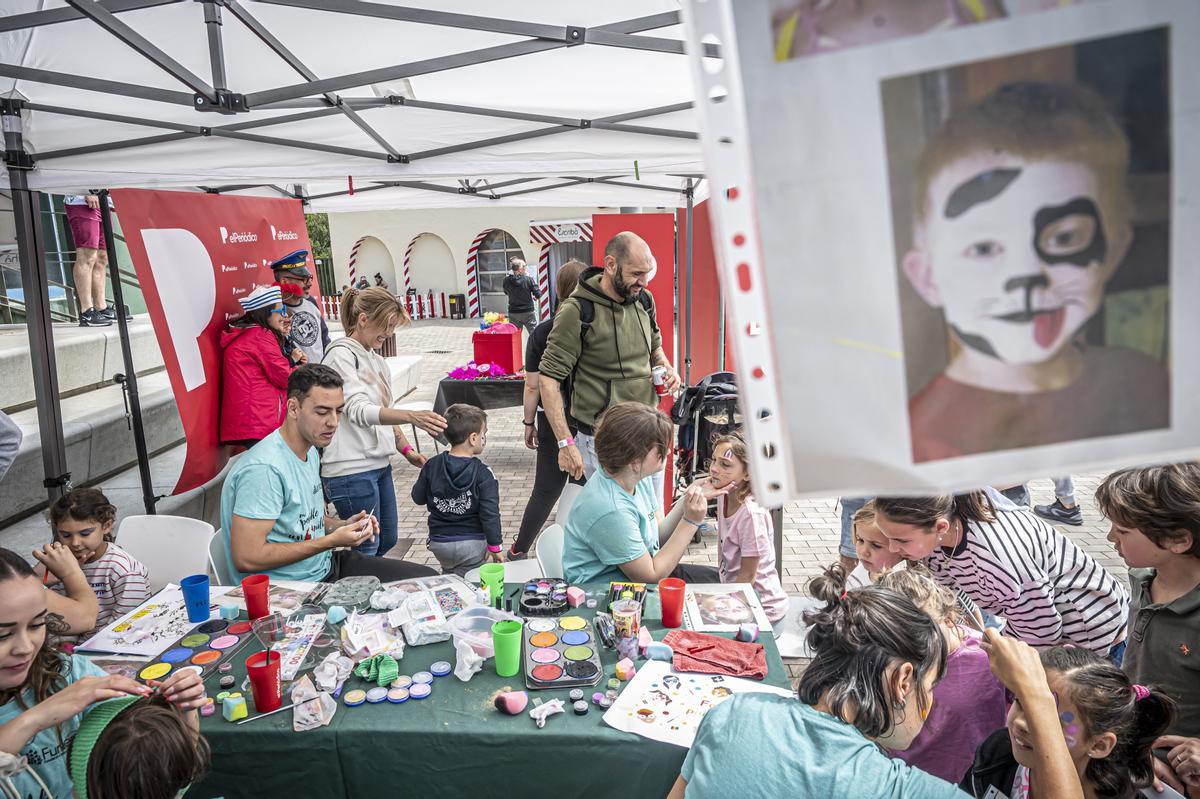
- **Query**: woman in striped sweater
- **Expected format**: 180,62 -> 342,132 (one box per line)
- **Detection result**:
873,492 -> 1129,659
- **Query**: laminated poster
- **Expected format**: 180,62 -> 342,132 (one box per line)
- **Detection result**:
681,0 -> 1200,501
77,584 -> 232,659
602,661 -> 793,749
682,583 -> 772,633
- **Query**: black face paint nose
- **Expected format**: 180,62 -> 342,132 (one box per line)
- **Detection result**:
1003,274 -> 1050,294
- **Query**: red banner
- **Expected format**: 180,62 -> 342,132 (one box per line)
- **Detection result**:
111,189 -> 314,495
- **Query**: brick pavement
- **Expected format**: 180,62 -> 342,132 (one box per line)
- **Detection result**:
384,320 -> 1126,684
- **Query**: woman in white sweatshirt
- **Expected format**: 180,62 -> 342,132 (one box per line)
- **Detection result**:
321,287 -> 446,560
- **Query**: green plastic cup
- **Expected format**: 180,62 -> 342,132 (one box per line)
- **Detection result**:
492,619 -> 523,677
479,563 -> 505,602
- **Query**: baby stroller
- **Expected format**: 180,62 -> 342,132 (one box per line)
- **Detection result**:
671,371 -> 740,541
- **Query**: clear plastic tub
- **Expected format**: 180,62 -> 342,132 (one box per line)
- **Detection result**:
448,606 -> 519,659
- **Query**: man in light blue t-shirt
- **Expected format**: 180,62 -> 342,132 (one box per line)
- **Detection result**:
221,365 -> 435,583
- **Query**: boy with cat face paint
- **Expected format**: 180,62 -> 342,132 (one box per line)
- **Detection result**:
902,81 -> 1168,463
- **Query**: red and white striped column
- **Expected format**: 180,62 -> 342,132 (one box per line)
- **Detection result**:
465,229 -> 490,318
537,245 -> 552,322
347,236 -> 367,287
401,233 -> 424,293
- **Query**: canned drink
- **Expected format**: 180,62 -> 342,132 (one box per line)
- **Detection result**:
652,366 -> 669,396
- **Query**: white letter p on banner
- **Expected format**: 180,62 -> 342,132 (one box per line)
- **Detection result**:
141,229 -> 216,392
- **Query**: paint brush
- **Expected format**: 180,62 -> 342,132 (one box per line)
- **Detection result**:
236,701 -> 297,725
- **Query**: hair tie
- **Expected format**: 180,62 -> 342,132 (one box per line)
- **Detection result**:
839,590 -> 849,602
1132,684 -> 1150,702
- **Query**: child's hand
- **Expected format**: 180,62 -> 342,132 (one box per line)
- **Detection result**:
32,542 -> 84,581
154,669 -> 207,710
485,550 -> 503,564
403,448 -> 427,468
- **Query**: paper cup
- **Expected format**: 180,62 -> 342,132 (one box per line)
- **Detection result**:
246,650 -> 282,712
241,574 -> 270,620
658,578 -> 686,629
180,574 -> 211,623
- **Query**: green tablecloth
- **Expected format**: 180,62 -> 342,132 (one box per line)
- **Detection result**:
191,584 -> 791,799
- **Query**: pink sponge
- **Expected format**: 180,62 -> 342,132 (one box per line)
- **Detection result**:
494,690 -> 529,715
616,658 -> 637,681
566,586 -> 586,608
637,626 -> 653,654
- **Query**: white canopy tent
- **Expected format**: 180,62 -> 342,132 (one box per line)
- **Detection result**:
0,0 -> 715,510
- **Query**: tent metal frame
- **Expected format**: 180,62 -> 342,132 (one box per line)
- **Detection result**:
1,2 -> 710,513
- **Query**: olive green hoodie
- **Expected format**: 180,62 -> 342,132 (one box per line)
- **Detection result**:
537,267 -> 662,433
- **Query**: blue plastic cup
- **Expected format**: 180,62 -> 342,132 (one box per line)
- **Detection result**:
180,574 -> 211,623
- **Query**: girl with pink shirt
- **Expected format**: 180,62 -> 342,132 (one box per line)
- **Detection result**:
707,434 -> 789,625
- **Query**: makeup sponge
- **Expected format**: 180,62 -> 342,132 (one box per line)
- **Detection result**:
735,624 -> 760,643
327,605 -> 348,624
616,658 -> 637,681
637,626 -> 653,654
494,690 -> 529,715
222,694 -> 248,722
566,586 -> 586,608
645,642 -> 674,662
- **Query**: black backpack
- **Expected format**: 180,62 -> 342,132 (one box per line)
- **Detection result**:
575,290 -> 658,349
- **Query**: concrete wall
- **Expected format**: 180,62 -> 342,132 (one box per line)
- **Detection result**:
328,206 -> 609,315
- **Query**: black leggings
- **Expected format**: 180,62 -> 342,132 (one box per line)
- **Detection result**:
322,549 -> 436,581
513,413 -> 581,554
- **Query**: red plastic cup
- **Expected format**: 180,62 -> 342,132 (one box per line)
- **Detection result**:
241,574 -> 270,621
245,650 -> 281,713
658,578 -> 686,628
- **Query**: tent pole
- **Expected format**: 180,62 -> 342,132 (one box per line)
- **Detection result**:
683,179 -> 694,386
3,100 -> 71,505
98,190 -> 156,514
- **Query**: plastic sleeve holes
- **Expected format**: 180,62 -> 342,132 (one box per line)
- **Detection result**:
736,262 -> 752,292
762,442 -> 777,460
751,366 -> 765,379
745,322 -> 761,337
757,408 -> 772,421
768,482 -> 782,493
725,187 -> 739,201
732,233 -> 746,247
701,34 -> 723,75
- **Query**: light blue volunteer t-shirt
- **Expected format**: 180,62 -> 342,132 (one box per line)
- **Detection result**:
563,470 -> 659,585
0,655 -> 106,799
221,430 -> 330,583
682,694 -> 966,799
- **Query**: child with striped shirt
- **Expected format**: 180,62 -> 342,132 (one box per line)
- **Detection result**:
43,488 -> 151,640
874,491 -> 1128,656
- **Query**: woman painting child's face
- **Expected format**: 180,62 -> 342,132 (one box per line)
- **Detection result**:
853,519 -> 903,577
1006,670 -> 1116,774
54,515 -> 112,565
0,575 -> 49,691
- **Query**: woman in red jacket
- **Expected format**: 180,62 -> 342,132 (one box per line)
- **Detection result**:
219,284 -> 292,449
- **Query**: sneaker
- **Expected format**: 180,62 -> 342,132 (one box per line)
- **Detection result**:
506,547 -> 528,562
99,305 -> 132,322
1033,499 -> 1083,526
78,308 -> 112,327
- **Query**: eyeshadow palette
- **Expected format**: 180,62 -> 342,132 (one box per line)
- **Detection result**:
518,579 -> 570,616
523,615 -> 604,691
131,618 -> 256,685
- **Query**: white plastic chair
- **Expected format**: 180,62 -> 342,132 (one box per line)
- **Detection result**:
555,482 -> 583,527
535,523 -> 565,579
208,529 -> 234,585
395,399 -> 441,454
116,515 -> 217,592
464,559 -> 545,585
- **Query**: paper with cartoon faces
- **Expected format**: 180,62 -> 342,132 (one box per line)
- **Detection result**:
602,661 -> 793,748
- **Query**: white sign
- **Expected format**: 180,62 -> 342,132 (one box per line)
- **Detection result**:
554,223 -> 584,242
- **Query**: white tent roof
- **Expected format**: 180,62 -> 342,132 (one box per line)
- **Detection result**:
0,1 -> 710,208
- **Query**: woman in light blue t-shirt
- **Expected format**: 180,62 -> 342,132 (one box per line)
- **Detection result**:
670,566 -> 1086,799
562,403 -> 729,586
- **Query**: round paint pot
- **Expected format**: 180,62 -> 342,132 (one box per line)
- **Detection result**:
366,687 -> 388,704
605,689 -> 618,701
219,675 -> 235,689
573,700 -> 588,716
569,689 -> 584,702
412,671 -> 433,685
409,682 -> 431,700
607,678 -> 621,691
218,662 -> 233,673
535,586 -> 550,596
592,692 -> 605,705
344,689 -> 367,707
200,699 -> 216,717
551,592 -> 567,603
139,662 -> 172,681
598,697 -> 612,709
216,691 -> 230,704
430,661 -> 452,677
392,675 -> 413,689
387,687 -> 410,704
585,599 -> 597,609
553,582 -> 568,592
524,583 -> 539,592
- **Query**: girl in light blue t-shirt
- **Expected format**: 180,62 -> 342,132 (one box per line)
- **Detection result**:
671,567 -> 1085,799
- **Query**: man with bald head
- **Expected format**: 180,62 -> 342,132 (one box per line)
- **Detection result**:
538,232 -> 681,500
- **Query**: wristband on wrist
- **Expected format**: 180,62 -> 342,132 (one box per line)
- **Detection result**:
681,516 -> 704,527
401,445 -> 413,456
486,545 -> 503,553
523,420 -> 535,427
557,437 -> 575,450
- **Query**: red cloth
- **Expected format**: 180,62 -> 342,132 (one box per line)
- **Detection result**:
662,630 -> 767,681
218,326 -> 290,442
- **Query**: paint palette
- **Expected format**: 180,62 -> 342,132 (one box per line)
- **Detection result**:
519,580 -> 569,616
523,615 -> 604,691
131,618 -> 256,685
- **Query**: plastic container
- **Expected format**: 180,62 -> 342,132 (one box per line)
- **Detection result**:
448,606 -> 520,659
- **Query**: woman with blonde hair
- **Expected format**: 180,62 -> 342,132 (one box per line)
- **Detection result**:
320,287 -> 443,569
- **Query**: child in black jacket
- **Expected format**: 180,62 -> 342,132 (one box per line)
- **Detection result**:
412,404 -> 503,576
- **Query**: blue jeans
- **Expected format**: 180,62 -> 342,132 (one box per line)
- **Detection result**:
839,496 -> 871,558
323,465 -> 398,557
